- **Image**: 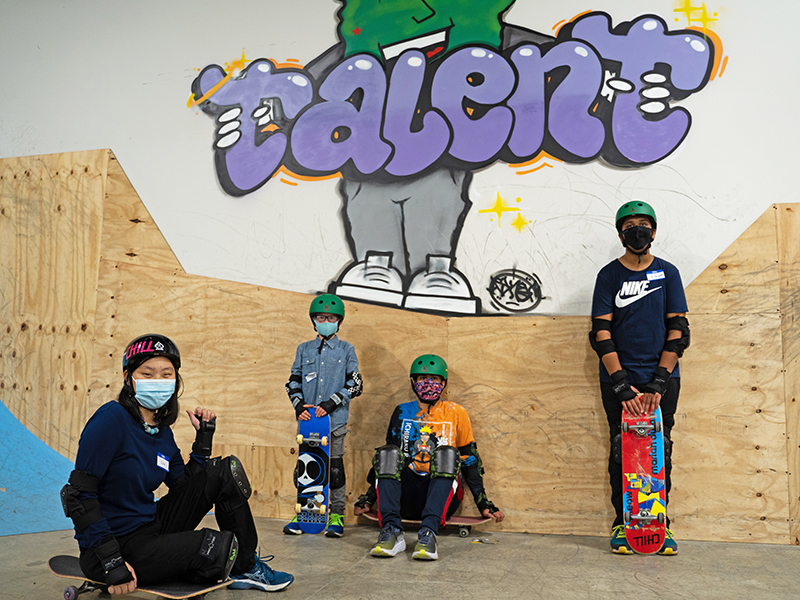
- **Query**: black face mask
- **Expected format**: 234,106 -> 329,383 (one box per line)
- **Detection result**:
621,226 -> 653,253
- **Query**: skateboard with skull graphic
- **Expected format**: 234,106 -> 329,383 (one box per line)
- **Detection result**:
294,412 -> 331,534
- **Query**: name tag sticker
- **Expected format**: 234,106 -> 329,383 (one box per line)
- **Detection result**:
157,453 -> 170,471
646,270 -> 665,281
305,372 -> 317,382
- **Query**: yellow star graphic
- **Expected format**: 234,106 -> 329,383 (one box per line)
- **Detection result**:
478,193 -> 520,228
510,212 -> 531,233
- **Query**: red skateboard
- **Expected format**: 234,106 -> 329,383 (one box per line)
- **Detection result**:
621,406 -> 667,554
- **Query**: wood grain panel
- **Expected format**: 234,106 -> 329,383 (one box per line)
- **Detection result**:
0,150 -> 107,458
686,206 -> 780,314
777,203 -> 800,545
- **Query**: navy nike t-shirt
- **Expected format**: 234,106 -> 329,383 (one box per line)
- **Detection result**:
591,256 -> 688,384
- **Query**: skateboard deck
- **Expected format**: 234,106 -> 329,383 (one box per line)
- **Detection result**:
295,411 -> 331,534
621,406 -> 667,554
48,555 -> 231,599
361,510 -> 491,538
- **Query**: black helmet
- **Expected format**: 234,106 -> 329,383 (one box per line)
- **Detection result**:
122,334 -> 181,372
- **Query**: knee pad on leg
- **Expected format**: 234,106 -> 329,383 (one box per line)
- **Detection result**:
206,455 -> 252,513
664,437 -> 673,466
195,529 -> 238,583
330,456 -> 346,490
431,445 -> 460,479
612,434 -> 622,465
373,445 -> 403,480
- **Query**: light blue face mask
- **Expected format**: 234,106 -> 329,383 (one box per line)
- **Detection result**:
134,379 -> 176,410
315,321 -> 339,338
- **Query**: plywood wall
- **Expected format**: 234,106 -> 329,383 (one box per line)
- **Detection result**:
2,150 -> 799,544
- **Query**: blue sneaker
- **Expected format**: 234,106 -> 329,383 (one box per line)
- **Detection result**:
282,516 -> 302,535
229,553 -> 294,592
325,513 -> 344,538
657,528 -> 678,555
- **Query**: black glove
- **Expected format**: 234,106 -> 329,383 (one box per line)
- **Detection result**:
293,401 -> 307,419
643,366 -> 670,397
610,369 -> 637,403
191,417 -> 216,457
94,536 -> 133,586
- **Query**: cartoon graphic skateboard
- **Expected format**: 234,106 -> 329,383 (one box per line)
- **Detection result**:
360,510 -> 490,538
48,555 -> 231,599
294,411 -> 331,534
621,406 -> 667,554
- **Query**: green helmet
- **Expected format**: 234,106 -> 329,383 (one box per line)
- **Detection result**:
309,293 -> 345,319
615,201 -> 657,231
410,354 -> 448,380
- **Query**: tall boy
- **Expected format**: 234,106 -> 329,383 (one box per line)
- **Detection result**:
589,201 -> 690,555
284,294 -> 363,537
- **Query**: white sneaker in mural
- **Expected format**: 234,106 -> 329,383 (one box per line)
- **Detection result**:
334,252 -> 405,307
404,255 -> 480,315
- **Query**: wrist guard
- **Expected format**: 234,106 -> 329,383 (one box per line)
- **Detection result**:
355,490 -> 376,509
94,536 -> 133,586
318,398 -> 338,414
293,401 -> 307,419
643,366 -> 670,396
192,417 -> 216,457
610,369 -> 637,403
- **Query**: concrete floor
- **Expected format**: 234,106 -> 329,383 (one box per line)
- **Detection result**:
4,517 -> 799,600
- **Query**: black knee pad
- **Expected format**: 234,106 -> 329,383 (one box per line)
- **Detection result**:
330,456 -> 345,490
206,455 -> 252,513
664,437 -> 673,465
193,529 -> 238,583
431,445 -> 460,479
373,445 -> 403,480
612,434 -> 622,464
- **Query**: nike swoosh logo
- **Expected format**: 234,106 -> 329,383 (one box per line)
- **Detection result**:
615,286 -> 661,308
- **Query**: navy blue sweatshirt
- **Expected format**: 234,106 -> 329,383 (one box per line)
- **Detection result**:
73,401 -> 198,549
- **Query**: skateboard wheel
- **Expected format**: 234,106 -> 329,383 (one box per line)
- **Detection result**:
655,421 -> 662,433
623,510 -> 631,523
321,436 -> 328,446
621,422 -> 629,433
297,434 -> 304,445
295,503 -> 302,514
320,504 -> 327,516
64,586 -> 78,600
458,526 -> 471,538
658,513 -> 666,524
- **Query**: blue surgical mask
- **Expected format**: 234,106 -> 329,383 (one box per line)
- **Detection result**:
315,321 -> 339,338
134,379 -> 176,410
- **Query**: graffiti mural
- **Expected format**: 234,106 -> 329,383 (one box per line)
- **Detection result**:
190,1 -> 719,315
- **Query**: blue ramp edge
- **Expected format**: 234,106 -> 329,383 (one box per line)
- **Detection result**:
0,398 -> 73,536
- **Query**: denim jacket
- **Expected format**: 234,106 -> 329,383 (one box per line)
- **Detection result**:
285,336 -> 362,432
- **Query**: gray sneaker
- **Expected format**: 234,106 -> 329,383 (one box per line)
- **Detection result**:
370,524 -> 406,557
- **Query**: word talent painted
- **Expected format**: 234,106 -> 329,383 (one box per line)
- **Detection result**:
191,1 -> 718,315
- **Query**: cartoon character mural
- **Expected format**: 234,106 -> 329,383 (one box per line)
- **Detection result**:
191,1 -> 718,315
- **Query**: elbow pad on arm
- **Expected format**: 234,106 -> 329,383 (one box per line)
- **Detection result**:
663,316 -> 690,357
60,470 -> 104,532
589,318 -> 616,358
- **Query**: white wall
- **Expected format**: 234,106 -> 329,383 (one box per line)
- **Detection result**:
1,0 -> 797,315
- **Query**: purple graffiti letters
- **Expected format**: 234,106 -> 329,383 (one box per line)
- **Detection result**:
431,47 -> 515,164
291,55 -> 392,174
193,60 -> 313,194
193,12 -> 716,194
569,13 -> 714,164
384,51 -> 450,177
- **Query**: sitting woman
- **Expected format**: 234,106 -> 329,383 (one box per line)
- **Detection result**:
61,334 -> 293,594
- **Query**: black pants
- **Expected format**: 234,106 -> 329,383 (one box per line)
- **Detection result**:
601,378 -> 679,529
79,463 -> 257,587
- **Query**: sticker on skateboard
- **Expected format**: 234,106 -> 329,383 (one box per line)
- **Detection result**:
360,509 -> 490,538
48,555 -> 231,600
295,411 -> 331,534
621,406 -> 667,554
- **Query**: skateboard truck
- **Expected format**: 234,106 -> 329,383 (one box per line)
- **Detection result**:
621,420 -> 662,436
623,509 -> 666,525
296,500 -> 327,515
296,432 -> 328,447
